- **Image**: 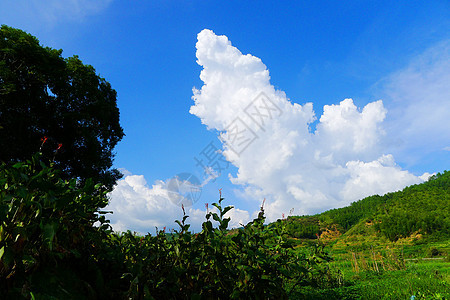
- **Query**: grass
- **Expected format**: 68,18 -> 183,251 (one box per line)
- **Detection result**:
291,259 -> 450,299
289,230 -> 450,300
349,260 -> 450,300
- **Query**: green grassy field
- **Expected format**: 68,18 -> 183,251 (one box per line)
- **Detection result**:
289,236 -> 450,300
290,250 -> 449,299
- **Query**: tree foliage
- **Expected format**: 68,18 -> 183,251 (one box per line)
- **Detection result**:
281,216 -> 321,239
373,171 -> 450,241
0,25 -> 124,190
0,154 -> 113,298
0,154 -> 338,299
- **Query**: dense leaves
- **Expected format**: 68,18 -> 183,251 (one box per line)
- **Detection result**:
0,154 -> 112,298
282,216 -> 321,239
0,25 -> 124,190
373,172 -> 450,241
84,197 -> 339,299
0,155 -> 338,299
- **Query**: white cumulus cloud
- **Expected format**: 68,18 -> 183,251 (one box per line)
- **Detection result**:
106,174 -> 177,233
190,29 -> 425,222
106,171 -> 250,234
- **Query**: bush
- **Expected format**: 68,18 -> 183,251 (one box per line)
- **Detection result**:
0,153 -> 111,298
0,154 -> 337,299
117,198 -> 338,299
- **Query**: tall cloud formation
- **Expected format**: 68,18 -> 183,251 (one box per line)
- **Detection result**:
190,29 -> 425,221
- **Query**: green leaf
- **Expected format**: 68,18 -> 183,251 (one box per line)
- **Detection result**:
0,246 -> 14,267
222,205 -> 234,217
41,222 -> 58,250
212,202 -> 221,211
220,218 -> 230,230
12,162 -> 23,169
14,233 -> 21,242
212,213 -> 221,222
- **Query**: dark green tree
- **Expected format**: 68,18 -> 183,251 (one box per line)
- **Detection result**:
0,25 -> 124,190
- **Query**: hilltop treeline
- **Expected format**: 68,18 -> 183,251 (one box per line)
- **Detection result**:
281,171 -> 450,242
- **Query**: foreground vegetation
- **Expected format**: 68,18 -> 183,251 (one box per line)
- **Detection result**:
1,154 -> 343,299
1,153 -> 449,299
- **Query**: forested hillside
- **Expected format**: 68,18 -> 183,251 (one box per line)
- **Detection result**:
282,171 -> 450,243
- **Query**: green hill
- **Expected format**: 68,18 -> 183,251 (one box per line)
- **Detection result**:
281,170 -> 450,257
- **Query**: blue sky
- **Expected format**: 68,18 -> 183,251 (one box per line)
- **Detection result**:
1,0 -> 449,233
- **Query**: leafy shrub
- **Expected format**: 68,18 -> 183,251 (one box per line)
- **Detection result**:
117,198 -> 339,299
0,153 -> 111,298
0,154 -> 337,299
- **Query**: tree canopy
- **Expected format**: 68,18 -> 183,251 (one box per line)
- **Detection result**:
0,25 -> 124,190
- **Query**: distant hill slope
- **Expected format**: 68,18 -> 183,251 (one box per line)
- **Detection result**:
281,170 -> 450,244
